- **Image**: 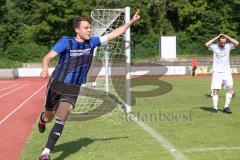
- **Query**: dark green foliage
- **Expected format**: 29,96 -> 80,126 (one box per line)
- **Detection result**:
0,0 -> 240,67
3,43 -> 48,62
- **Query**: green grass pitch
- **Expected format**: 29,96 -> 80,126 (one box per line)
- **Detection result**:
20,77 -> 240,160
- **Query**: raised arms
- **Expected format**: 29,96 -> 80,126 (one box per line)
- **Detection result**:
106,9 -> 140,41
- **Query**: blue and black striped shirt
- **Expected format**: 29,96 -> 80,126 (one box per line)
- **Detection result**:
51,36 -> 101,85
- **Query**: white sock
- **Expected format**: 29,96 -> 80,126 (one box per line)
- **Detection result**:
224,92 -> 232,108
41,148 -> 50,155
212,95 -> 218,109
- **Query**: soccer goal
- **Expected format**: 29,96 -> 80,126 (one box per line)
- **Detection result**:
68,7 -> 131,121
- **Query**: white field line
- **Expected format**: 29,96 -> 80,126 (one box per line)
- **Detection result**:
0,84 -> 29,99
0,84 -> 19,92
0,83 -> 47,125
129,114 -> 188,160
184,146 -> 240,153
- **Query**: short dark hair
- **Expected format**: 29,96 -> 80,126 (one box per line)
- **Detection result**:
73,17 -> 91,29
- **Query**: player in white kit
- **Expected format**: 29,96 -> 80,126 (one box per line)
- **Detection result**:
205,34 -> 239,113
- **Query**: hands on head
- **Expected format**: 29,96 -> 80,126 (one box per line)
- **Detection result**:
218,33 -> 225,37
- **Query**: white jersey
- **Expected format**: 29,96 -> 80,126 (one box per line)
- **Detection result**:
209,43 -> 234,73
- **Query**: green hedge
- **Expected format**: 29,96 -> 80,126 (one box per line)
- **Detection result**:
3,43 -> 49,62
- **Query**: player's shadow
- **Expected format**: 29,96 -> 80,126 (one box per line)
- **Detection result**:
52,136 -> 128,160
199,107 -> 216,113
204,94 -> 212,98
200,107 -> 227,113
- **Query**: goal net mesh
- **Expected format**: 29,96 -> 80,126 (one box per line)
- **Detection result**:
69,8 -> 128,121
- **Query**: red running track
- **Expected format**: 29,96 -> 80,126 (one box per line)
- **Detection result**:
0,78 -> 48,160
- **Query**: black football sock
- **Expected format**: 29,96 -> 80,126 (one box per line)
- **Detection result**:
45,119 -> 65,150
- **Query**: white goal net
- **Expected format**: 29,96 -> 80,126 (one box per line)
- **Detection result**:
69,7 -> 131,121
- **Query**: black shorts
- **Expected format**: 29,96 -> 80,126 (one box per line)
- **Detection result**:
44,78 -> 80,111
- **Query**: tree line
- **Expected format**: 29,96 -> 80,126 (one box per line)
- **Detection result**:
1,0 -> 240,65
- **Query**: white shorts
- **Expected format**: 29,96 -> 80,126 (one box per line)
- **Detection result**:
211,72 -> 233,90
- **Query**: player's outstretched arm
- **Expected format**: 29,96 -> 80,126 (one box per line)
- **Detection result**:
106,9 -> 140,41
205,34 -> 221,48
223,34 -> 239,47
40,50 -> 58,79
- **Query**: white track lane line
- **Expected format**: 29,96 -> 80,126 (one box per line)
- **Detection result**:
0,83 -> 47,125
184,146 -> 240,153
0,81 -> 28,84
0,84 -> 29,99
0,81 -> 13,84
129,114 -> 188,160
0,84 -> 19,92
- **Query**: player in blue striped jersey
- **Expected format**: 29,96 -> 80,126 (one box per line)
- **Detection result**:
38,10 -> 140,160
